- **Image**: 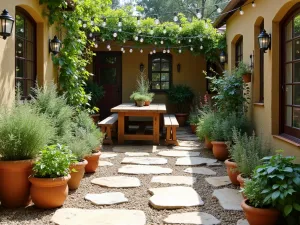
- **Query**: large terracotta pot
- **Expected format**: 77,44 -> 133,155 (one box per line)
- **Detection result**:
144,101 -> 151,106
175,113 -> 188,127
29,175 -> 70,209
211,141 -> 229,161
237,173 -> 246,188
241,199 -> 280,225
84,151 -> 101,173
204,136 -> 213,149
190,124 -> 197,134
224,159 -> 240,185
242,73 -> 251,83
68,160 -> 88,190
0,160 -> 33,208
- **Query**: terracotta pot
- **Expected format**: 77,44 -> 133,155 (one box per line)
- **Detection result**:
136,101 -> 145,107
90,114 -> 100,124
190,124 -> 197,134
237,173 -> 246,188
224,159 -> 240,185
211,141 -> 229,161
0,160 -> 33,208
175,113 -> 188,127
144,101 -> 151,106
242,73 -> 251,83
68,160 -> 88,190
29,175 -> 70,209
84,151 -> 101,173
204,136 -> 213,149
241,199 -> 280,225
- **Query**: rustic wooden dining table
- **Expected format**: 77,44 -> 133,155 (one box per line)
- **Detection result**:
111,103 -> 167,145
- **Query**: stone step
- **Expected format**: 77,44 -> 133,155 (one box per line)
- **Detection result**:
98,161 -> 113,167
157,150 -> 200,157
85,192 -> 128,205
118,165 -> 172,175
205,176 -> 231,187
121,157 -> 168,165
184,167 -> 216,175
175,157 -> 217,166
151,176 -> 196,185
163,212 -> 221,225
100,153 -> 118,159
91,176 -> 141,188
212,188 -> 243,211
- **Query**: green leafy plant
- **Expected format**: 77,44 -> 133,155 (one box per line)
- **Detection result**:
229,129 -> 270,178
133,93 -> 148,102
196,109 -> 216,141
0,103 -> 55,161
32,144 -> 77,178
84,80 -> 105,114
167,85 -> 195,113
188,113 -> 199,125
130,72 -> 155,103
235,61 -> 252,78
243,152 -> 300,225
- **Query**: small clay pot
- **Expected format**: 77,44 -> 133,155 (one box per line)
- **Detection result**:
211,141 -> 229,161
68,160 -> 88,190
237,173 -> 246,188
242,73 -> 251,83
204,136 -> 213,149
136,101 -> 145,107
29,175 -> 70,209
0,159 -> 33,208
190,124 -> 197,134
84,151 -> 101,173
241,199 -> 280,225
175,113 -> 188,127
144,101 -> 151,106
224,159 -> 240,185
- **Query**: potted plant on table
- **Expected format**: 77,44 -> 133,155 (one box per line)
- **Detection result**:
28,144 -> 76,209
241,152 -> 300,225
167,85 -> 195,126
235,61 -> 252,83
0,103 -> 55,208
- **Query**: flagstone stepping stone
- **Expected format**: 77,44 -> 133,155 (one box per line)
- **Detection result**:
148,186 -> 204,209
91,176 -> 141,188
212,188 -> 243,211
172,146 -> 202,151
178,140 -> 201,147
163,212 -> 221,225
158,150 -> 200,157
205,176 -> 231,187
98,161 -> 113,167
125,152 -> 150,157
176,157 -> 217,166
184,167 -> 216,175
101,153 -> 118,159
51,208 -> 146,225
118,165 -> 172,175
177,136 -> 200,141
85,192 -> 128,205
207,162 -> 222,167
151,176 -> 196,185
113,146 -> 160,153
121,157 -> 167,165
237,219 -> 249,225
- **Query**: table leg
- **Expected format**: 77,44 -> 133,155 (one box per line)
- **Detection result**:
118,112 -> 125,144
153,113 -> 160,145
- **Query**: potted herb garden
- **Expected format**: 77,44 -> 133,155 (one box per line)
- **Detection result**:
235,61 -> 252,83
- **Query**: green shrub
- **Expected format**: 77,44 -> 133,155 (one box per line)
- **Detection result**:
229,129 -> 270,177
167,85 -> 195,113
0,103 -> 55,161
84,80 -> 105,111
235,61 -> 252,77
32,144 -> 77,178
196,110 -> 216,141
188,113 -> 199,125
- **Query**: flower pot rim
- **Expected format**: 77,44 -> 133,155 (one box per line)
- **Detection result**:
225,159 -> 237,167
86,151 -> 101,158
241,199 -> 280,214
0,159 -> 34,170
29,174 -> 71,187
70,159 -> 88,167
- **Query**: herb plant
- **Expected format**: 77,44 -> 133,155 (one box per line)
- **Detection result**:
235,61 -> 252,78
196,110 -> 216,141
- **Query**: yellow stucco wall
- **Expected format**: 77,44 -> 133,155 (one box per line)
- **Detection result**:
89,43 -> 207,113
0,0 -> 57,107
225,0 -> 300,162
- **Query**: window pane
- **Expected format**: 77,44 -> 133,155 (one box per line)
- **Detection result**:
152,63 -> 160,71
26,42 -> 34,60
294,39 -> 300,60
294,85 -> 300,105
152,82 -> 160,90
16,38 -> 25,58
100,68 -> 117,85
286,63 -> 292,83
152,58 -> 160,63
152,73 -> 160,81
294,14 -> 300,38
286,20 -> 293,40
26,61 -> 35,80
286,106 -> 292,126
293,108 -> 300,128
161,58 -> 169,63
161,82 -> 169,90
26,20 -> 34,41
161,73 -> 169,81
16,14 -> 25,38
286,41 -> 292,62
161,63 -> 169,71
286,85 -> 293,105
16,59 -> 25,78
100,56 -> 116,64
295,62 -> 300,82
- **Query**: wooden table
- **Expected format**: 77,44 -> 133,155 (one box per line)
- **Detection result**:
111,103 -> 167,145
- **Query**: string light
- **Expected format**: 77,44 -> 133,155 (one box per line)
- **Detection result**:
92,37 -> 96,42
108,47 -> 111,51
173,12 -> 178,22
190,46 -> 193,51
78,19 -> 82,24
239,7 -> 244,15
89,33 -> 93,37
82,21 -> 87,28
123,50 -> 126,53
179,48 -> 182,53
107,44 -> 111,49
163,26 -> 167,34
200,37 -> 203,42
121,47 -> 124,51
189,39 -> 191,43
163,49 -> 166,53
130,48 -> 133,53
153,49 -> 156,53
200,45 -> 203,50
216,5 -> 222,13
140,48 -> 143,53
118,28 -> 122,32
123,39 -> 126,43
196,9 -> 202,19
252,1 -> 256,7
150,51 -> 153,55
134,36 -> 138,41
140,37 -> 144,42
102,18 -> 107,27
113,31 -> 118,37
161,40 -> 164,44
167,48 -> 170,53
137,16 -> 141,26
150,26 -> 154,35
118,18 -> 122,27
102,38 -> 105,42
90,18 -> 94,26
179,24 -> 182,31
154,15 -> 159,25
178,40 -> 181,44
94,43 -> 98,48
154,41 -> 157,45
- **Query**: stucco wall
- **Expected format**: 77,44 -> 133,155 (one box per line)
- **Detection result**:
0,0 -> 57,107
225,0 -> 300,162
90,43 -> 207,113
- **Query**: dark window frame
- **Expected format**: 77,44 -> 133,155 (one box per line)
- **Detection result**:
148,53 -> 172,92
259,21 -> 265,102
235,36 -> 243,67
15,7 -> 37,99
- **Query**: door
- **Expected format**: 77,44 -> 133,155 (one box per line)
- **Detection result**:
94,52 -> 122,119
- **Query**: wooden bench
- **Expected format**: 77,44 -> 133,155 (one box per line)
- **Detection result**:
98,113 -> 118,145
164,114 -> 179,146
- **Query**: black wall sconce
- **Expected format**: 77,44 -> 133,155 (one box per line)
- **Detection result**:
0,9 -> 14,40
258,29 -> 271,53
177,63 -> 181,73
220,51 -> 226,64
49,35 -> 62,55
140,63 -> 144,72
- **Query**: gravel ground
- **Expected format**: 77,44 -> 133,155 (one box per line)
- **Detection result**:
0,129 -> 245,225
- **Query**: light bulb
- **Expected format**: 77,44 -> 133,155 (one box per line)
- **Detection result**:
240,8 -> 244,15
102,21 -> 106,27
92,37 -> 96,42
118,18 -> 122,27
154,15 -> 159,24
173,12 -> 178,22
190,47 -> 193,51
138,29 -> 142,34
179,24 -> 182,31
140,38 -> 144,43
140,49 -> 143,53
113,32 -> 117,37
78,19 -> 82,24
121,47 -> 124,51
107,44 -> 111,49
83,23 -> 87,28
123,50 -> 126,53
123,39 -> 126,43
163,49 -> 166,53
178,40 -> 181,44
161,40 -> 164,44
102,38 -> 105,42
163,26 -> 167,34
167,49 -> 170,53
89,33 -> 93,37
95,43 -> 98,48
252,1 -> 256,7
189,39 -> 192,43
196,9 -> 202,19
179,48 -> 182,53
153,49 -> 156,53
130,49 -> 133,53
155,41 -> 157,45
118,28 -> 122,32
150,51 -> 153,55
137,16 -> 141,26
134,36 -> 138,41
200,45 -> 203,50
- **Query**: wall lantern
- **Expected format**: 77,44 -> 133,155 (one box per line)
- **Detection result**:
0,9 -> 14,40
258,29 -> 271,53
220,51 -> 226,64
177,63 -> 181,73
49,35 -> 62,55
140,63 -> 144,72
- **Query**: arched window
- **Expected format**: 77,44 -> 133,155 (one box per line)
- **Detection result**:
15,7 -> 36,98
148,53 -> 172,91
235,36 -> 243,67
281,7 -> 300,138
